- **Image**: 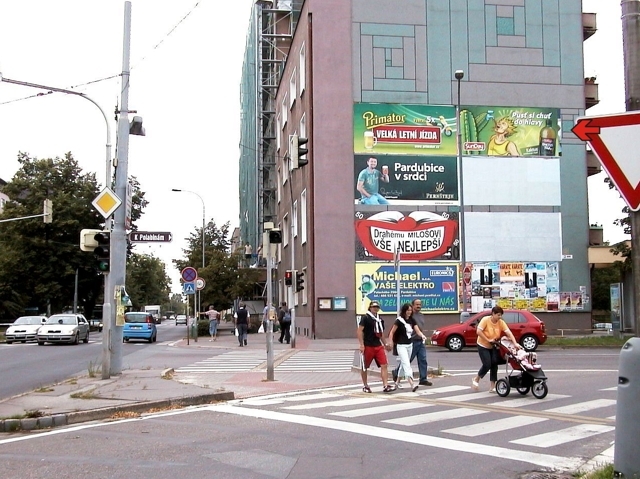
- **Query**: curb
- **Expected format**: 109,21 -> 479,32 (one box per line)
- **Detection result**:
0,391 -> 234,433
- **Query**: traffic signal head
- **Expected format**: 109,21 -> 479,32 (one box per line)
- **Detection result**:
297,137 -> 309,167
290,135 -> 310,169
269,229 -> 282,244
80,229 -> 102,252
43,199 -> 53,224
93,231 -> 111,272
284,269 -> 294,286
296,271 -> 305,292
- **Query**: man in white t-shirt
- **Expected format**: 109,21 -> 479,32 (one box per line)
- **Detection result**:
203,305 -> 220,341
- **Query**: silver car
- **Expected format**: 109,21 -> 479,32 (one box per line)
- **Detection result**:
5,316 -> 47,344
37,314 -> 90,345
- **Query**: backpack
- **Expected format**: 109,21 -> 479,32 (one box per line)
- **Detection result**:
282,311 -> 291,323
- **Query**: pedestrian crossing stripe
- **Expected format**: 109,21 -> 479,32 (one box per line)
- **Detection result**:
175,351 -> 269,373
276,351 -> 355,372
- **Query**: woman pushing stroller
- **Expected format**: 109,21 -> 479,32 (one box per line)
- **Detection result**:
471,306 -> 522,393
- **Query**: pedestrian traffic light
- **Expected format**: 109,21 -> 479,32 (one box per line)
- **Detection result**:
284,269 -> 294,286
296,270 -> 305,292
290,134 -> 309,169
93,231 -> 110,272
269,229 -> 282,244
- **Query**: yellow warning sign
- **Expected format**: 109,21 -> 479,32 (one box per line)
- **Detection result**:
92,187 -> 122,218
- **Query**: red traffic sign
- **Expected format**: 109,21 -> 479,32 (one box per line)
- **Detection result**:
573,111 -> 640,211
463,266 -> 472,285
181,267 -> 197,282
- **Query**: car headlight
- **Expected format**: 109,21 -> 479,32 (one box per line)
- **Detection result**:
432,330 -> 440,336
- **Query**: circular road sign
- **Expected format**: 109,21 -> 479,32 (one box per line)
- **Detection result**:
463,266 -> 472,285
181,267 -> 198,283
196,278 -> 206,290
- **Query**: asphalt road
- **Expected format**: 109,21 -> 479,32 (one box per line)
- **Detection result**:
0,319 -> 205,399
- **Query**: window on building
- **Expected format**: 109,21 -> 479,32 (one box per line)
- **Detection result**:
300,113 -> 306,139
301,189 -> 307,244
283,214 -> 289,247
293,200 -> 298,238
281,95 -> 288,127
276,114 -> 281,151
299,43 -> 306,94
289,68 -> 296,109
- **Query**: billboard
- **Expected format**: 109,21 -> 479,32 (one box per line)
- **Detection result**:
355,263 -> 459,315
354,210 -> 459,261
354,103 -> 458,155
354,155 -> 458,204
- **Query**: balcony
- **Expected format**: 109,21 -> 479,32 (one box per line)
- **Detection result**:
585,77 -> 600,109
583,12 -> 597,41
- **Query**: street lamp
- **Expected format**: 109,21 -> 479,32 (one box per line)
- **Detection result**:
172,188 -> 205,334
455,69 -> 469,318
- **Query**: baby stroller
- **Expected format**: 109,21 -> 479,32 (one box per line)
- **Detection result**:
494,337 -> 548,399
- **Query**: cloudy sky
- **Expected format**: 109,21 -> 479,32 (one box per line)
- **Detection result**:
0,0 -> 629,295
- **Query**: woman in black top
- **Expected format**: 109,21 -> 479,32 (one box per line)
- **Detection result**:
388,303 -> 427,392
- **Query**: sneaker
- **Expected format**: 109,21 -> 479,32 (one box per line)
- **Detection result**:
244,340 -> 248,346
383,385 -> 396,393
412,385 -> 419,393
419,380 -> 433,386
489,388 -> 496,393
395,382 -> 404,389
278,338 -> 283,344
362,386 -> 372,393
472,378 -> 479,390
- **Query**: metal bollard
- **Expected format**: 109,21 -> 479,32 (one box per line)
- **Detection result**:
614,337 -> 640,478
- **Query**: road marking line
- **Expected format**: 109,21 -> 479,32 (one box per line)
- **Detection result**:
443,415 -> 548,437
383,407 -> 485,426
511,424 -> 615,448
208,404 -> 584,471
487,394 -> 570,408
545,399 -> 617,415
331,402 -> 428,418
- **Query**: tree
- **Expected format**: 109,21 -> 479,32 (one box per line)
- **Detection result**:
125,253 -> 171,310
0,152 -> 104,316
174,220 -> 261,311
591,265 -> 623,311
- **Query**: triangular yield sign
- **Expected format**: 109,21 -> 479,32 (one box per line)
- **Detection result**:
573,111 -> 640,211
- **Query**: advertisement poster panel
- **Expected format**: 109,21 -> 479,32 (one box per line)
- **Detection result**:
354,155 -> 458,204
354,103 -> 457,155
355,263 -> 459,315
354,210 -> 460,261
459,106 -> 561,157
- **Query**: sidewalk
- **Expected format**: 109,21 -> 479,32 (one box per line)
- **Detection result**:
0,329 -> 366,432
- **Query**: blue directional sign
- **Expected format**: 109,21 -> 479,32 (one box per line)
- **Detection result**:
183,282 -> 196,295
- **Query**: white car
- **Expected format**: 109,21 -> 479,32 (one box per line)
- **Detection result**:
36,314 -> 90,345
5,316 -> 47,344
175,314 -> 188,325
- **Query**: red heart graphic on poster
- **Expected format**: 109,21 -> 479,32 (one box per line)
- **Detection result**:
355,211 -> 457,260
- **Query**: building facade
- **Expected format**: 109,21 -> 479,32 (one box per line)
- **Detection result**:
239,0 -> 599,338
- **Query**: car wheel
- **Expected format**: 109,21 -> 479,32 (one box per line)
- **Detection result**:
6,341 -> 12,345
38,341 -> 45,346
73,333 -> 79,345
531,381 -> 548,399
516,386 -> 530,395
99,327 -> 103,332
153,334 -> 157,343
496,378 -> 510,397
83,332 -> 89,343
446,335 -> 465,352
21,340 -> 26,343
148,335 -> 153,343
520,334 -> 539,352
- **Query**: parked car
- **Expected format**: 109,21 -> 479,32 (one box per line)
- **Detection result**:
37,314 -> 90,345
593,322 -> 613,332
123,312 -> 157,343
430,310 -> 547,352
5,316 -> 47,344
175,314 -> 188,326
89,318 -> 103,332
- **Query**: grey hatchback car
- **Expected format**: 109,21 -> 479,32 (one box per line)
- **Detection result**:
37,314 -> 90,345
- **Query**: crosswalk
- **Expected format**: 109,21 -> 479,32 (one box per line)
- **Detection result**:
209,383 -> 616,471
174,350 -> 356,373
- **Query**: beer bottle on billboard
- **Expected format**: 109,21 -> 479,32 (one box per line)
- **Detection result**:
538,119 -> 556,156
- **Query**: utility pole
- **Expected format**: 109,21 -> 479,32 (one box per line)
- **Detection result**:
264,226 -> 274,380
622,0 -> 640,337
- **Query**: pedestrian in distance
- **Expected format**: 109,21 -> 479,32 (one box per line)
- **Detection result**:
472,305 -> 522,392
392,298 -> 432,386
234,302 -> 249,347
357,301 -> 394,393
278,302 -> 291,344
203,305 -> 220,341
388,303 -> 428,392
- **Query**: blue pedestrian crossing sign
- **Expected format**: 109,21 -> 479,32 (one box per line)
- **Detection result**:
183,282 -> 196,295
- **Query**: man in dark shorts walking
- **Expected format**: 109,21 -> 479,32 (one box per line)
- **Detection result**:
357,301 -> 394,393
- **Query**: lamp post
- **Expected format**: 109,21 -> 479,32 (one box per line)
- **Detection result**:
455,69 -> 469,318
0,71 -> 115,377
172,188 -> 205,339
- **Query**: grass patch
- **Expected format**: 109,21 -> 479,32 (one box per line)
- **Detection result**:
87,361 -> 99,378
578,463 -> 614,478
545,335 -> 631,347
0,410 -> 44,420
34,386 -> 54,393
70,389 -> 97,400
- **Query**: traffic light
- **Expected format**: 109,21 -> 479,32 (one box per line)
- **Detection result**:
290,134 -> 309,169
296,270 -> 305,292
43,199 -> 52,224
94,231 -> 111,272
284,269 -> 295,286
269,229 -> 282,244
80,229 -> 102,252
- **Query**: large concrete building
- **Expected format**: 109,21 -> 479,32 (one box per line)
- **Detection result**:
239,0 -> 602,339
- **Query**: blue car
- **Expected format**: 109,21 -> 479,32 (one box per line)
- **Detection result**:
123,312 -> 157,343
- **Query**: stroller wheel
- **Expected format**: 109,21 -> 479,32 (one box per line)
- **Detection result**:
516,386 -> 530,395
531,381 -> 548,399
496,379 -> 510,397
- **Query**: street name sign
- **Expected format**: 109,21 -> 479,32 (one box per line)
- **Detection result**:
573,111 -> 640,211
129,231 -> 173,243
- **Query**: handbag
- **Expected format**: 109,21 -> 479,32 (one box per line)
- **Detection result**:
234,327 -> 239,337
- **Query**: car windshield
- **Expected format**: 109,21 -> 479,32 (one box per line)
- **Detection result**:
46,315 -> 77,325
15,316 -> 44,325
125,313 -> 149,323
